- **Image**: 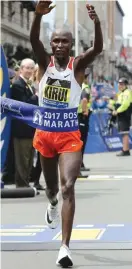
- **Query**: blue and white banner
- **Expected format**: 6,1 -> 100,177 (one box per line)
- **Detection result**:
1,96 -> 132,155
0,97 -> 79,132
85,111 -> 132,153
0,46 -> 11,171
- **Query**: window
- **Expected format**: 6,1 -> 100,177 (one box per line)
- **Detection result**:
1,1 -> 4,18
20,4 -> 24,27
27,10 -> 29,30
8,2 -> 12,21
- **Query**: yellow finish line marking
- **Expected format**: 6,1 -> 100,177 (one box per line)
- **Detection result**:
53,228 -> 105,241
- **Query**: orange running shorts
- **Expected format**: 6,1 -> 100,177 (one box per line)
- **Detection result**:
33,129 -> 83,158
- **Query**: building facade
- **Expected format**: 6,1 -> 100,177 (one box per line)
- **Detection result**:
1,0 -> 128,78
52,1 -> 117,80
1,1 -> 34,49
1,1 -> 46,65
108,1 -> 125,79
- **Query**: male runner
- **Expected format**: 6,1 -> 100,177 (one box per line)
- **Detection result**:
30,1 -> 103,267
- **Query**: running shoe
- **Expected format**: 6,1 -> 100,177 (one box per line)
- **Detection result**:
56,244 -> 73,268
45,202 -> 59,229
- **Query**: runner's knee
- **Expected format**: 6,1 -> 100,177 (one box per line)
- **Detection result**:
46,186 -> 59,198
61,180 -> 75,200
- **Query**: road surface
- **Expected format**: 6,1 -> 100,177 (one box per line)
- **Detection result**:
1,151 -> 132,269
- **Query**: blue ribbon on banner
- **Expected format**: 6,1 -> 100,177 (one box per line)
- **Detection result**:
0,46 -> 11,173
0,97 -> 79,132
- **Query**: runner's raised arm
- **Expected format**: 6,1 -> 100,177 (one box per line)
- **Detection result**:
75,4 -> 103,71
30,1 -> 56,71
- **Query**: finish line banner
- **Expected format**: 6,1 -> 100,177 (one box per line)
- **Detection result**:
0,97 -> 79,132
1,97 -> 132,155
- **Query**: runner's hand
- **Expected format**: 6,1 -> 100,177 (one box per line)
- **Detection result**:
36,0 -> 56,15
86,5 -> 100,23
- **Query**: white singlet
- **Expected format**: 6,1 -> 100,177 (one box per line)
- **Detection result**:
39,56 -> 82,109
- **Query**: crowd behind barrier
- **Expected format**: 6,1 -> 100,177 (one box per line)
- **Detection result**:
1,48 -> 44,190
85,109 -> 132,153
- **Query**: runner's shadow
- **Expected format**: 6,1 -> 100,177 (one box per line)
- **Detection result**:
73,251 -> 132,267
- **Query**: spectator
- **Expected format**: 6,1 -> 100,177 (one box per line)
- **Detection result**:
29,64 -> 45,190
78,72 -> 92,171
11,58 -> 38,187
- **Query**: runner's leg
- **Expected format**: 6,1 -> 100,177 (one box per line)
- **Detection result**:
40,155 -> 59,203
59,151 -> 82,246
56,151 -> 81,267
40,155 -> 60,228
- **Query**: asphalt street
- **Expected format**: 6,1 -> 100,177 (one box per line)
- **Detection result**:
1,151 -> 132,269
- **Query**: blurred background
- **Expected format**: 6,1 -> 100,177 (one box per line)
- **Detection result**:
1,0 -> 132,83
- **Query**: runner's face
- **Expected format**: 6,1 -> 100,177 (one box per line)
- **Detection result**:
20,64 -> 35,80
51,33 -> 72,59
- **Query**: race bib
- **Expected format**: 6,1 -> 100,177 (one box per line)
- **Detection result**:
43,77 -> 71,108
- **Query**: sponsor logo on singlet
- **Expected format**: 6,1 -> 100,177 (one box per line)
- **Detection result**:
42,77 -> 71,108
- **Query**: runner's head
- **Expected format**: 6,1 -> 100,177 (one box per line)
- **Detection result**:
50,29 -> 73,60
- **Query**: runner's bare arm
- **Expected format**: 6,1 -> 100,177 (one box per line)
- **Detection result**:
30,14 -> 49,70
30,1 -> 56,71
75,5 -> 103,71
